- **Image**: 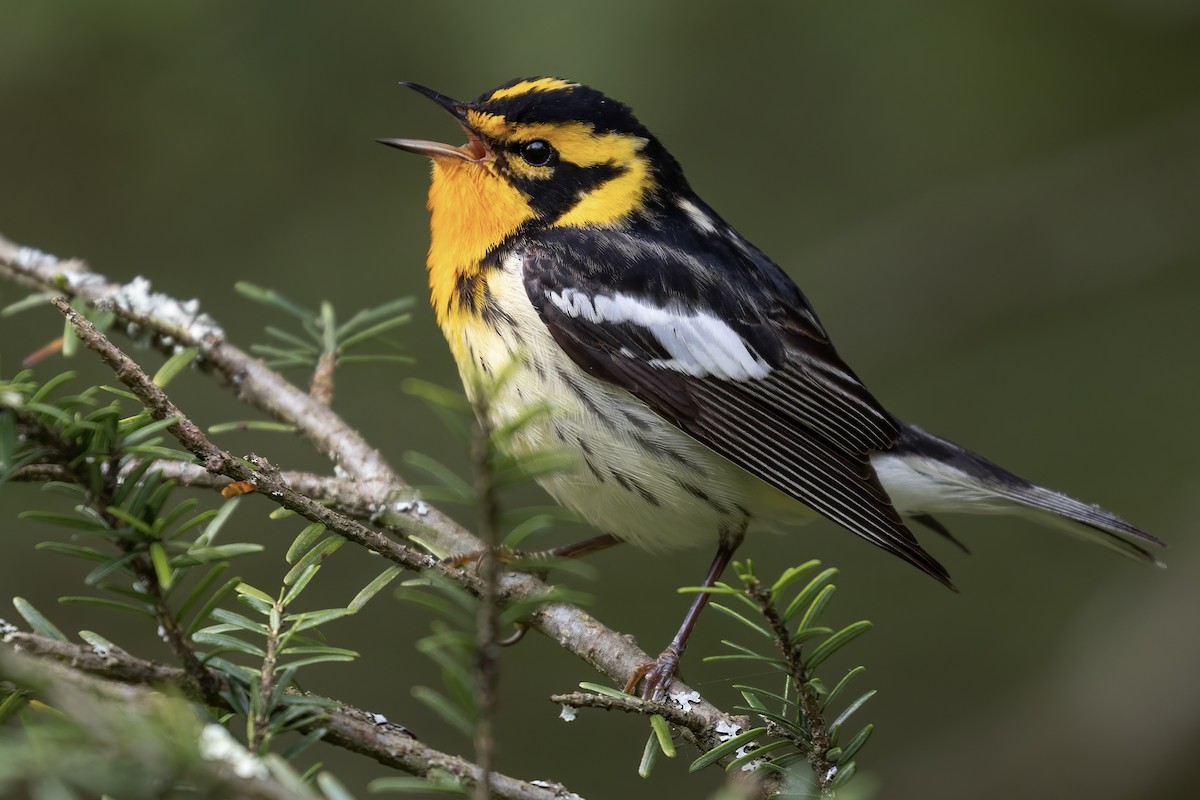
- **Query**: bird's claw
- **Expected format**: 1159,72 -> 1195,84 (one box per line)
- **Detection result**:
624,646 -> 682,702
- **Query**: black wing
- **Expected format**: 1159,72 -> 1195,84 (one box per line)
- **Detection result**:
519,218 -> 953,587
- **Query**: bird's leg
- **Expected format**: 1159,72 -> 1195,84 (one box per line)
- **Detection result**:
444,534 -> 628,647
442,534 -> 625,648
625,529 -> 743,701
443,533 -> 623,568
516,532 -> 624,561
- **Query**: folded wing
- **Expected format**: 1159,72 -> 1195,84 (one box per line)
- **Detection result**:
519,223 -> 953,587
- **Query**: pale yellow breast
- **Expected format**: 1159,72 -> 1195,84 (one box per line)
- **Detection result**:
440,251 -> 809,552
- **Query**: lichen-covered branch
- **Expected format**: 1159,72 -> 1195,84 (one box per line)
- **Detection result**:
50,295 -> 439,576
1,232 -> 775,786
10,461 -> 421,525
549,691 -> 714,742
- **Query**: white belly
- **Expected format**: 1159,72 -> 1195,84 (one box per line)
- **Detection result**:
449,253 -> 807,552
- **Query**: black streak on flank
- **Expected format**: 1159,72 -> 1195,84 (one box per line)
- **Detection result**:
630,429 -> 695,471
582,451 -> 606,483
620,408 -> 654,432
480,296 -> 517,330
560,368 -> 605,420
577,439 -> 617,486
672,477 -> 730,515
611,469 -> 660,507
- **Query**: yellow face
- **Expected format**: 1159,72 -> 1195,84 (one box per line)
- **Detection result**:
459,110 -> 653,229
382,77 -> 683,330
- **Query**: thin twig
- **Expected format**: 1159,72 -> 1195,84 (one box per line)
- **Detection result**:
311,302 -> 337,406
471,398 -> 502,800
8,463 -> 75,483
10,461 -> 430,531
135,547 -> 225,703
549,691 -> 714,742
252,600 -> 283,750
310,351 -> 336,407
749,580 -> 835,795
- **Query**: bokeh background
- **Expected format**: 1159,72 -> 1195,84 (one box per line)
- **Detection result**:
2,2 -> 1199,798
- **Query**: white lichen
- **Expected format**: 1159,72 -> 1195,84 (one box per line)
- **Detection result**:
738,753 -> 766,772
198,724 -> 268,779
0,618 -> 18,643
15,246 -> 59,270
12,246 -> 102,290
715,719 -> 742,741
558,705 -> 577,723
529,780 -> 582,800
669,689 -> 702,711
97,275 -> 225,347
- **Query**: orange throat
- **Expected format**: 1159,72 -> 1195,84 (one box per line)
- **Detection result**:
425,157 -> 533,337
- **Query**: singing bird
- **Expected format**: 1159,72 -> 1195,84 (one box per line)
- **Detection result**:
380,77 -> 1163,699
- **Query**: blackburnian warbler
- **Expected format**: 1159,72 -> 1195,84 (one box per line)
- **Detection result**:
380,77 -> 1163,699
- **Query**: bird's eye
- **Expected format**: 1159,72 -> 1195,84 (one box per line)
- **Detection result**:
519,139 -> 555,167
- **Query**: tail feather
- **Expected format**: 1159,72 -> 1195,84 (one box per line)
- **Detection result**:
1001,483 -> 1164,565
872,422 -> 1165,566
910,513 -> 971,554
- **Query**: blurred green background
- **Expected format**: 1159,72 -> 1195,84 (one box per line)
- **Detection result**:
2,2 -> 1199,798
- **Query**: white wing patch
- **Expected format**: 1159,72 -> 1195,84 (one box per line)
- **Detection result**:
547,287 -> 771,381
677,198 -> 717,234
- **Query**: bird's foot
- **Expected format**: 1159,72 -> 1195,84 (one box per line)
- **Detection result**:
443,534 -> 622,570
624,644 -> 682,702
442,546 -> 518,569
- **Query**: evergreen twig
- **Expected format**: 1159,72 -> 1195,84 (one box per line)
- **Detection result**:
746,578 -> 836,795
470,393 -> 502,800
0,232 -> 786,794
0,234 -> 752,746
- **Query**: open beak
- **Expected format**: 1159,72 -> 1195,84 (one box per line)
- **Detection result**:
377,82 -> 491,162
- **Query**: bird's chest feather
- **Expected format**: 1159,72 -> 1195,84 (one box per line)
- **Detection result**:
438,251 -> 767,550
425,158 -> 532,334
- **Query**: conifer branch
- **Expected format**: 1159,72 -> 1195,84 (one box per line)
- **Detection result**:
1,232 -> 781,793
